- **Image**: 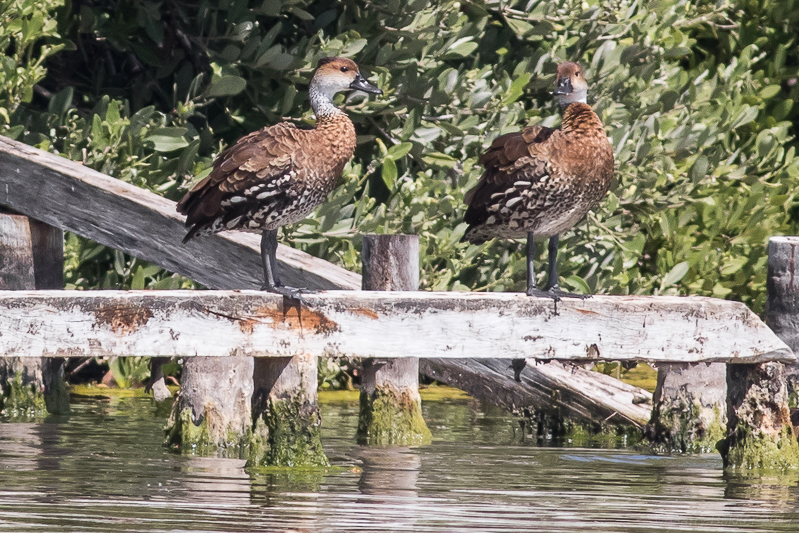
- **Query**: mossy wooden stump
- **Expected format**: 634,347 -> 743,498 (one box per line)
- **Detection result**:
716,237 -> 799,470
0,213 -> 68,417
248,355 -> 328,467
165,356 -> 254,454
356,234 -> 432,446
647,362 -> 727,453
718,363 -> 799,470
357,358 -> 432,445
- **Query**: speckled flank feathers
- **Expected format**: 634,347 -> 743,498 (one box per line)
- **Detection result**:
177,57 -> 376,243
462,62 -> 614,244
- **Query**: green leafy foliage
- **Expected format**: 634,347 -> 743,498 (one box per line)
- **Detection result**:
109,356 -> 150,388
0,0 -> 797,317
0,0 -> 66,124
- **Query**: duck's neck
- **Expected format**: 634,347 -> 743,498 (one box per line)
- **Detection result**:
561,102 -> 603,132
309,83 -> 346,122
558,89 -> 587,109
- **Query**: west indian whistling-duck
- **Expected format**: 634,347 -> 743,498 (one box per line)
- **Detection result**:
177,57 -> 382,298
462,61 -> 614,299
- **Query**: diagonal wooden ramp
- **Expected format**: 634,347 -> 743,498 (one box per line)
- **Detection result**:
0,136 -> 360,291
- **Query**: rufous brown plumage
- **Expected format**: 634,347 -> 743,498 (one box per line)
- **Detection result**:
177,57 -> 381,297
462,61 -> 614,298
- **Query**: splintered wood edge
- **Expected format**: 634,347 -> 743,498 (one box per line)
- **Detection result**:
0,290 -> 792,363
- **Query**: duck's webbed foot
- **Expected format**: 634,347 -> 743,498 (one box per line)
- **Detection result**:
542,283 -> 592,300
526,284 -> 591,301
543,285 -> 592,300
260,283 -> 318,304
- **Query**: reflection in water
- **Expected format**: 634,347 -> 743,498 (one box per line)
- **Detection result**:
0,392 -> 798,532
354,447 -> 421,531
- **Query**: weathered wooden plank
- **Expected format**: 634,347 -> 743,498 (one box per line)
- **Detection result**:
420,358 -> 652,426
0,135 -> 360,291
0,291 -> 791,363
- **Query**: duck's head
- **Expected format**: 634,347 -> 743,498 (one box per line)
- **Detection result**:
311,57 -> 382,99
553,61 -> 588,107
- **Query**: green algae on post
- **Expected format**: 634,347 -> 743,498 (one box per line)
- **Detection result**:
719,423 -> 799,471
719,363 -> 799,471
164,407 -> 253,457
248,355 -> 328,468
357,388 -> 432,446
247,395 -> 329,468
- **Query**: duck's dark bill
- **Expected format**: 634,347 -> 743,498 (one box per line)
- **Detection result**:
350,74 -> 383,94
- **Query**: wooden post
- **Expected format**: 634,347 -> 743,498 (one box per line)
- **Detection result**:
165,356 -> 254,452
716,236 -> 799,470
356,234 -> 432,445
719,362 -> 799,469
646,362 -> 727,453
0,213 -> 68,417
248,353 -> 328,467
766,236 -> 799,402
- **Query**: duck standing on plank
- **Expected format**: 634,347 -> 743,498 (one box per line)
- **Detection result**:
178,57 -> 382,298
462,61 -> 614,299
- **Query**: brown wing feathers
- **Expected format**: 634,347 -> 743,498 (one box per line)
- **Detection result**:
177,124 -> 299,243
462,102 -> 613,244
463,126 -> 556,241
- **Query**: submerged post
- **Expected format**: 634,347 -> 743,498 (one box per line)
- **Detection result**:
647,362 -> 727,453
0,213 -> 68,417
717,236 -> 799,470
164,356 -> 254,454
248,353 -> 328,467
356,234 -> 432,446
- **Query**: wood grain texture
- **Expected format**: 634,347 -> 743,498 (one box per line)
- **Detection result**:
0,290 -> 791,363
167,355 -> 254,442
767,236 -> 799,354
361,234 -> 419,291
361,234 -> 421,394
420,358 -> 652,426
0,214 -> 68,414
0,135 -> 360,291
28,219 -> 63,290
0,214 -> 35,289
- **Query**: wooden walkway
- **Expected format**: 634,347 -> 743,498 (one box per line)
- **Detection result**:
0,290 -> 791,364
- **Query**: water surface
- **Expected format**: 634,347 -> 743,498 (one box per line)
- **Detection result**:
1,390 -> 798,532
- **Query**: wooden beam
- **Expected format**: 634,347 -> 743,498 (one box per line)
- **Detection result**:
0,290 -> 791,363
420,358 -> 652,427
0,135 -> 360,291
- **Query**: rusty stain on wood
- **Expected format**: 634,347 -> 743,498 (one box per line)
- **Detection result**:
352,307 -> 379,320
258,303 -> 340,336
93,303 -> 154,335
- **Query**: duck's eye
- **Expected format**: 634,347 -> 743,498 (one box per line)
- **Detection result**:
340,66 -> 349,73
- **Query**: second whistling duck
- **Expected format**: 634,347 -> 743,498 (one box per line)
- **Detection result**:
462,61 -> 614,299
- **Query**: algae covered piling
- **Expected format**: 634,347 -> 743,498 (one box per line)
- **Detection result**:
356,235 -> 432,446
